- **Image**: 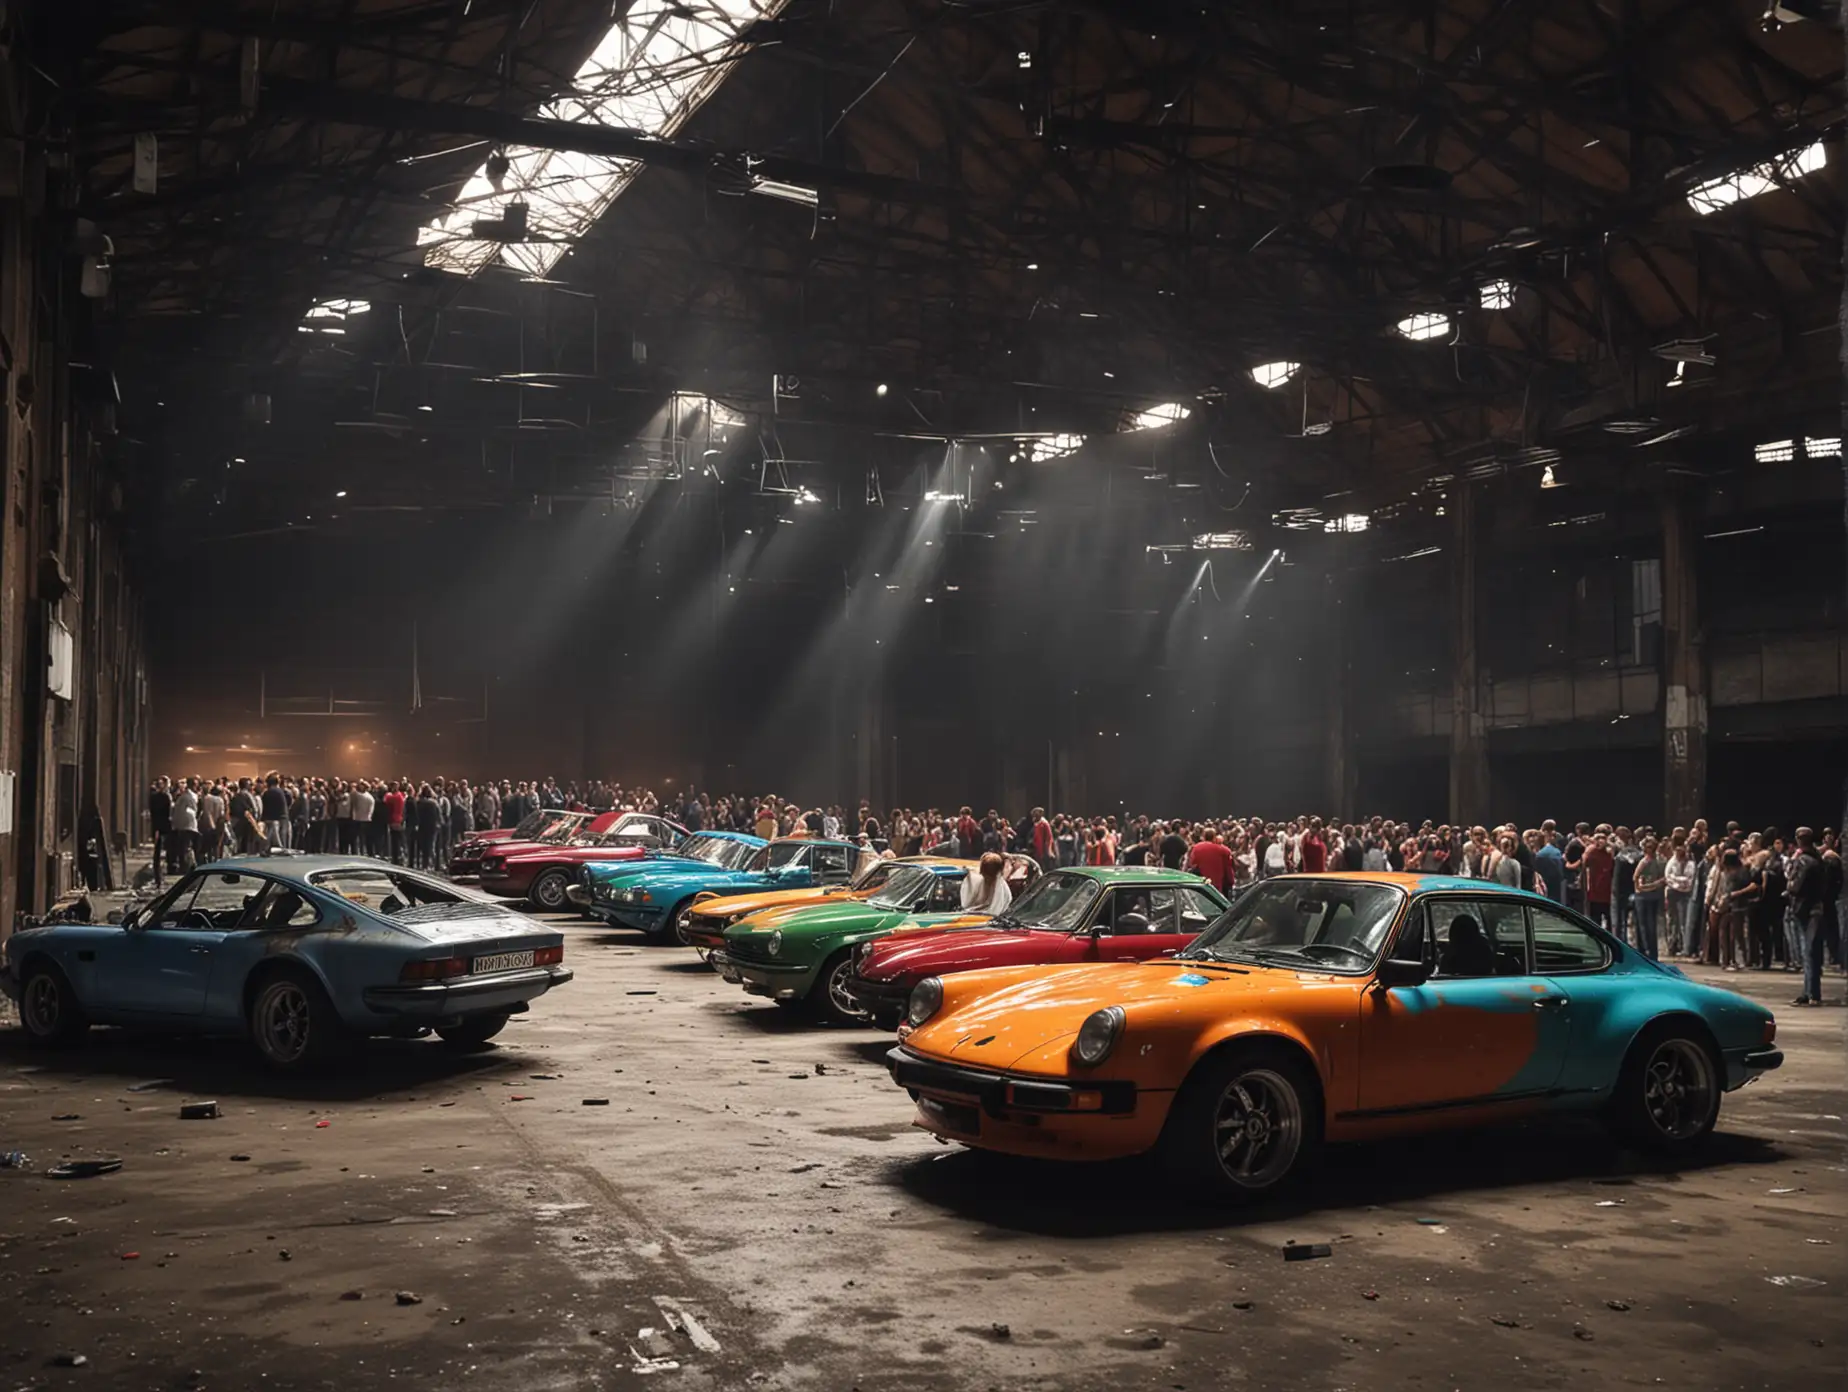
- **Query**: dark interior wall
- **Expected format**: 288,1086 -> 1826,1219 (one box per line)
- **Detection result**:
1708,738 -> 1848,836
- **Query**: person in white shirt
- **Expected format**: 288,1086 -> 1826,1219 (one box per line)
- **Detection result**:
1664,844 -> 1697,957
350,784 -> 376,856
170,779 -> 199,872
961,852 -> 1013,915
1263,838 -> 1288,878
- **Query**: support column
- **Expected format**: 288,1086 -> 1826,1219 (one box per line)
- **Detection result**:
1661,485 -> 1707,827
1324,571 -> 1356,820
1448,484 -> 1489,826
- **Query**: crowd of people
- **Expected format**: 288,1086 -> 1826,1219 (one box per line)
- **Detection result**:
145,776 -> 1846,1005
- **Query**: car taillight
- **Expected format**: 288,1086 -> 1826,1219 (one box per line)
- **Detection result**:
535,946 -> 564,967
400,956 -> 470,982
1763,1018 -> 1777,1044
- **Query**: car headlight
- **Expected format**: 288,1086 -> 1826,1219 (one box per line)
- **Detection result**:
1070,1006 -> 1125,1068
767,929 -> 783,957
907,977 -> 943,1028
622,887 -> 651,904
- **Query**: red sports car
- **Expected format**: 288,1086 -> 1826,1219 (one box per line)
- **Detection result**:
449,808 -> 601,879
478,812 -> 688,910
842,874 -> 1228,1029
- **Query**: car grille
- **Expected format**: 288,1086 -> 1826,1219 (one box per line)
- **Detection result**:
723,934 -> 777,965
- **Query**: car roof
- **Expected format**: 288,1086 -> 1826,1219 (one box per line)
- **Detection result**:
685,831 -> 768,846
767,836 -> 862,851
1264,870 -> 1557,906
1044,865 -> 1208,883
188,854 -> 424,885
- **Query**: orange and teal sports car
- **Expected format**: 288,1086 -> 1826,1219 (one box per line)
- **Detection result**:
887,873 -> 1782,1201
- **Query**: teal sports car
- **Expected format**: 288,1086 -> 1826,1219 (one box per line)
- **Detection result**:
578,834 -> 864,940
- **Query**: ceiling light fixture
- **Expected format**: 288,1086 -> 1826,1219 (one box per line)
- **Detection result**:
749,176 -> 820,208
875,383 -> 888,396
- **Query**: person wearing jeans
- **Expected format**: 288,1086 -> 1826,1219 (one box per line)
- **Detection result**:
1632,836 -> 1666,962
1664,842 -> 1695,957
1787,829 -> 1828,1006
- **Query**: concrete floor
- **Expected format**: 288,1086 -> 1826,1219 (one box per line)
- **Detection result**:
1,911 -> 1842,1391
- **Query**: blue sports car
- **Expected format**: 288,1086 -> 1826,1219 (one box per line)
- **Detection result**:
0,855 -> 572,1070
579,833 -> 867,940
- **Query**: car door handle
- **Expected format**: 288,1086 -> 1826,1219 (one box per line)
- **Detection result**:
188,946 -> 212,956
1533,994 -> 1569,1010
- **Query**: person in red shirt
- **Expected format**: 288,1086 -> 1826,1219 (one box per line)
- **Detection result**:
1186,830 -> 1236,894
956,806 -> 980,859
1299,817 -> 1328,874
382,782 -> 408,864
1030,808 -> 1055,870
1583,831 -> 1616,930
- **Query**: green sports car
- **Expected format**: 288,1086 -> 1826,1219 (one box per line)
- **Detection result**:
713,861 -> 976,1023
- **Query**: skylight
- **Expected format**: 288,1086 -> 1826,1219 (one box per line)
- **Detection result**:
1125,402 -> 1191,431
1479,279 -> 1514,311
299,298 -> 369,334
418,1 -> 787,277
1686,140 -> 1827,216
1805,436 -> 1841,459
1395,312 -> 1451,342
1753,439 -> 1795,463
1192,531 -> 1252,551
1324,513 -> 1371,534
1025,433 -> 1085,462
1250,361 -> 1300,390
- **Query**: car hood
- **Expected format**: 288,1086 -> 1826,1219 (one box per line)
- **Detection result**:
690,886 -> 835,920
726,899 -> 909,942
906,959 -> 1334,1070
501,844 -> 648,867
867,927 -> 1079,980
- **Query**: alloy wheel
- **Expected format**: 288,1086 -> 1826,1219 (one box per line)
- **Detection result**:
533,873 -> 568,910
22,974 -> 61,1037
826,958 -> 869,1023
1642,1038 -> 1716,1141
257,982 -> 313,1064
1210,1068 -> 1303,1189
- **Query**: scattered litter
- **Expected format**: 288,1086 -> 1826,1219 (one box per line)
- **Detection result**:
339,1290 -> 364,1301
51,1113 -> 82,1122
53,1353 -> 88,1368
989,1322 -> 1011,1340
1489,1316 -> 1522,1328
751,1059 -> 771,1065
1283,1243 -> 1332,1262
1807,1239 -> 1832,1246
813,1063 -> 828,1075
120,1251 -> 140,1261
508,1095 -> 532,1103
786,1074 -> 807,1080
279,1250 -> 292,1261
2,1150 -> 29,1169
1573,1326 -> 1595,1341
653,1296 -> 722,1354
626,990 -> 658,997
1231,1300 -> 1253,1310
582,1098 -> 610,1106
50,1217 -> 75,1224
428,1209 -> 458,1218
178,1102 -> 220,1121
1594,1199 -> 1625,1207
1415,1217 -> 1445,1225
395,1291 -> 423,1306
789,1163 -> 822,1173
1419,1224 -> 1449,1234
47,1158 -> 122,1179
125,1079 -> 174,1093
228,1155 -> 251,1163
1362,1290 -> 1379,1301
1766,1275 -> 1826,1289
628,1326 -> 679,1373
1605,1300 -> 1630,1311
530,1074 -> 561,1081
1768,1187 -> 1800,1195
819,1180 -> 845,1189
315,1120 -> 331,1129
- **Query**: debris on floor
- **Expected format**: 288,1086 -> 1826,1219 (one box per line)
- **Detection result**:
1283,1243 -> 1332,1261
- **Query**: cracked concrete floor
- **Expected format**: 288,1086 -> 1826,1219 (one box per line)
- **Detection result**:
1,921 -> 1842,1391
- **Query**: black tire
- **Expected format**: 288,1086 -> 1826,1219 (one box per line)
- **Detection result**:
643,900 -> 690,943
1606,1019 -> 1721,1155
436,1013 -> 511,1049
247,967 -> 355,1071
17,962 -> 89,1046
1158,1041 -> 1322,1202
528,869 -> 571,912
809,951 -> 873,1027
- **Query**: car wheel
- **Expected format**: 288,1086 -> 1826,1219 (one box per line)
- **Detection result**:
1160,1043 -> 1321,1202
1607,1020 -> 1721,1154
437,1013 -> 511,1049
18,963 -> 89,1046
643,901 -> 688,943
528,870 -> 570,912
672,904 -> 702,945
248,969 -> 353,1071
810,951 -> 873,1027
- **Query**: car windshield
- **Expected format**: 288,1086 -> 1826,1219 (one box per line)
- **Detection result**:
748,842 -> 807,872
867,865 -> 939,910
849,858 -> 899,892
679,835 -> 753,869
1180,879 -> 1404,973
992,871 -> 1099,931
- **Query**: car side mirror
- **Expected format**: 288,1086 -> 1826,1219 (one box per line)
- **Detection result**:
1374,956 -> 1432,989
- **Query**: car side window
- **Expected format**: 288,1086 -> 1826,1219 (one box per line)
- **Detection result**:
1097,886 -> 1163,934
928,875 -> 963,911
1528,905 -> 1611,974
812,845 -> 854,882
246,882 -> 323,931
1177,887 -> 1221,933
152,871 -> 266,930
1426,899 -> 1529,979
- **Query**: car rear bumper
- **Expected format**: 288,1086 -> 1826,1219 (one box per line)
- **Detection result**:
1725,1045 -> 1785,1089
886,1046 -> 1162,1160
362,966 -> 573,1018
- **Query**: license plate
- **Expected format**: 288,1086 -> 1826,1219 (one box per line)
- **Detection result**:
472,950 -> 535,974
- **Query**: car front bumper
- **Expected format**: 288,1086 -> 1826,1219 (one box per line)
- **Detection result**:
565,884 -> 590,907
583,900 -> 667,931
361,966 -> 574,1020
711,951 -> 819,1001
681,920 -> 729,951
886,1045 -> 1164,1161
842,974 -> 909,1022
